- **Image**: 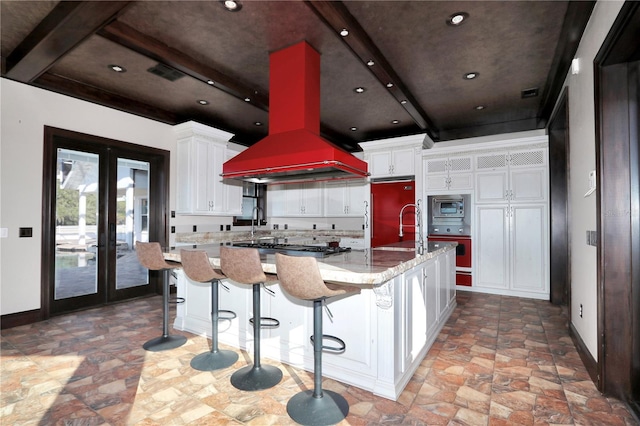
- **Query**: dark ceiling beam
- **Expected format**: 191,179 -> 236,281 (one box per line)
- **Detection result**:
98,21 -> 270,111
4,1 -> 132,82
537,1 -> 596,128
305,0 -> 439,141
34,72 -> 178,124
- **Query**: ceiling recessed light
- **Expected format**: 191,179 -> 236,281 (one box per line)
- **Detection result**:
198,100 -> 209,105
386,82 -> 394,88
367,60 -> 375,66
474,105 -> 486,110
400,100 -> 407,104
391,119 -> 401,124
447,12 -> 469,26
254,122 -> 263,126
340,28 -> 349,37
350,127 -> 358,131
244,97 -> 251,102
207,80 -> 215,85
109,64 -> 126,73
464,72 -> 479,80
222,0 -> 242,12
354,87 -> 366,94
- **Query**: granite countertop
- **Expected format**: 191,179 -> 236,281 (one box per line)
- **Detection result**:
166,240 -> 456,286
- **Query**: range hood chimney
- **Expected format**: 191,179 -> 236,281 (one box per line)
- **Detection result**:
222,41 -> 369,184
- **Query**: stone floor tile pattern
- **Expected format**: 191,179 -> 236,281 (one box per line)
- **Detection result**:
1,292 -> 637,425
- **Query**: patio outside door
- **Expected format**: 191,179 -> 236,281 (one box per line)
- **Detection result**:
43,127 -> 170,316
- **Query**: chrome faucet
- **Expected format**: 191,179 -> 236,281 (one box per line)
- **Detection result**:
399,200 -> 424,252
251,205 -> 263,238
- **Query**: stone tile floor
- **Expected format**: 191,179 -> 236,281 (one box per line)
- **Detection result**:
1,292 -> 637,425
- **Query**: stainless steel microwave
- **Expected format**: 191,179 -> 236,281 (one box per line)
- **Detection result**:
431,197 -> 465,218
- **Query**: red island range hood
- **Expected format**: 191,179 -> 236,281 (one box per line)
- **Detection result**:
222,41 -> 369,184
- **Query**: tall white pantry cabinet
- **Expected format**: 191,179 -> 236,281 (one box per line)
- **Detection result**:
423,136 -> 549,299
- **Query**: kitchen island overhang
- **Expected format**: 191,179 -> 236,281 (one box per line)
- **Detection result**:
166,241 -> 457,401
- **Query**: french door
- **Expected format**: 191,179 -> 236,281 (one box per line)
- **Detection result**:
42,127 -> 170,316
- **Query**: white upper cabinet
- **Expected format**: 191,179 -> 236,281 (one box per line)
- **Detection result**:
475,148 -> 547,204
424,155 -> 473,192
268,183 -> 323,217
368,147 -> 416,178
174,121 -> 243,216
359,135 -> 424,180
324,180 -> 367,216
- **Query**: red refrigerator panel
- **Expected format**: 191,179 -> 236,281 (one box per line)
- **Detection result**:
371,181 -> 415,247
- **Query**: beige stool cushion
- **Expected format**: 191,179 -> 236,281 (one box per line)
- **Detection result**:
135,241 -> 180,271
275,253 -> 361,301
180,249 -> 225,283
220,246 -> 277,285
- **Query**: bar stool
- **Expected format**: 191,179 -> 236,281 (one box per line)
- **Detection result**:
135,241 -> 187,352
220,246 -> 283,391
180,249 -> 239,371
275,253 -> 361,426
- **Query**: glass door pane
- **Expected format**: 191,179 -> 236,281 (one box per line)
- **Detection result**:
54,149 -> 100,299
115,158 -> 151,290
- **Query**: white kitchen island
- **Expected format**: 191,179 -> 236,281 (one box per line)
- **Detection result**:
166,241 -> 457,401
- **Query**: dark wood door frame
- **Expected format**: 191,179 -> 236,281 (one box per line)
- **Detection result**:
548,87 -> 571,307
594,1 -> 640,419
40,126 -> 171,319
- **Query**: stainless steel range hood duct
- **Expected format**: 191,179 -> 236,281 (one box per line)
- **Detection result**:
221,41 -> 369,184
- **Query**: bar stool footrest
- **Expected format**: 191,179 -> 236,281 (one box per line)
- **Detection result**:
218,309 -> 237,321
249,317 -> 280,328
310,334 -> 346,352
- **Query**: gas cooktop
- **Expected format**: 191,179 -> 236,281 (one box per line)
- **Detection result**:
231,242 -> 351,258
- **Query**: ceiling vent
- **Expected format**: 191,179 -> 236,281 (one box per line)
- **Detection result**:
521,87 -> 539,98
147,63 -> 185,82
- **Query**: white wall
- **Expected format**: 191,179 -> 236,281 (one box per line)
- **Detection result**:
560,0 -> 624,359
0,79 -> 177,316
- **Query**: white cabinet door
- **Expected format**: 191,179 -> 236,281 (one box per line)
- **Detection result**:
423,258 -> 439,336
267,184 -> 287,217
324,182 -> 347,216
475,205 -> 509,289
510,168 -> 546,202
268,183 -> 323,216
476,171 -> 508,203
424,156 -> 472,192
403,264 -> 427,368
346,181 -> 366,216
392,147 -> 416,176
510,204 -> 548,293
369,151 -> 393,177
368,148 -> 415,178
300,183 -> 323,215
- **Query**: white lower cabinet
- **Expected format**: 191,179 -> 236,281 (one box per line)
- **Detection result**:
475,203 -> 548,296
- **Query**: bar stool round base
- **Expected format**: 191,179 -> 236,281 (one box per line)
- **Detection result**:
190,350 -> 238,371
143,335 -> 187,352
286,389 -> 349,425
230,365 -> 282,391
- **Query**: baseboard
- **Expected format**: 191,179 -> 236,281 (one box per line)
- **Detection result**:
1,309 -> 43,330
569,322 -> 598,384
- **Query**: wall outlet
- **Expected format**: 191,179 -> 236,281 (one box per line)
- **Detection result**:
579,303 -> 583,318
226,225 -> 231,231
273,224 -> 279,230
193,225 -> 197,232
284,224 -> 288,230
19,227 -> 32,238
